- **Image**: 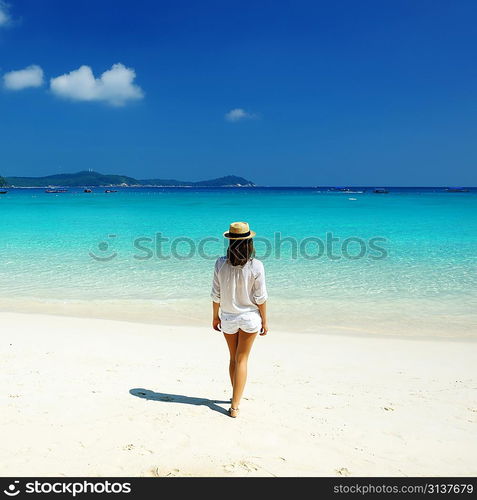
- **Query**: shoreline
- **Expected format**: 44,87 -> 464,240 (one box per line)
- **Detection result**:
1,310 -> 476,476
0,300 -> 477,343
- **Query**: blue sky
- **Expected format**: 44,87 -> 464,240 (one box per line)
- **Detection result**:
1,0 -> 476,186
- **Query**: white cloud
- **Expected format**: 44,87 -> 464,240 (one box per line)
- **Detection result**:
49,63 -> 144,106
3,65 -> 44,90
0,1 -> 10,26
224,108 -> 258,122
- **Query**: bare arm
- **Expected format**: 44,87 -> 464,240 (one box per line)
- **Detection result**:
257,301 -> 268,335
212,301 -> 221,331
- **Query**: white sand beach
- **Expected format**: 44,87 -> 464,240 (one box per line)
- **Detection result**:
1,311 -> 476,477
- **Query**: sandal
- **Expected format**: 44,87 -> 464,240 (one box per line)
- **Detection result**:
228,407 -> 240,418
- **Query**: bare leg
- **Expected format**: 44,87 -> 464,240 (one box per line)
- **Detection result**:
231,329 -> 258,410
223,333 -> 239,387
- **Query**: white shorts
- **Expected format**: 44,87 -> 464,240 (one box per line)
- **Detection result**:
220,310 -> 262,335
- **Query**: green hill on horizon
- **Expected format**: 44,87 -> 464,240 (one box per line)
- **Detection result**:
5,171 -> 255,188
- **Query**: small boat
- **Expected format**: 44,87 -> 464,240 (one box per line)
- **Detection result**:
373,188 -> 389,194
331,186 -> 352,192
84,188 -> 92,193
0,190 -> 7,194
446,187 -> 469,193
330,187 -> 365,193
104,189 -> 117,193
45,188 -> 67,193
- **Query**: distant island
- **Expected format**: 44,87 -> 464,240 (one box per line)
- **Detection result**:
2,171 -> 256,188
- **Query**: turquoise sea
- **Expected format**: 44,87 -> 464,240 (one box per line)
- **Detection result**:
0,187 -> 476,337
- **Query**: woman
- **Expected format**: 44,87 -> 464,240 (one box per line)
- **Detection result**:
211,221 -> 268,418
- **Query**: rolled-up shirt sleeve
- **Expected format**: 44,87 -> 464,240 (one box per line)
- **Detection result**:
210,258 -> 221,303
252,261 -> 268,305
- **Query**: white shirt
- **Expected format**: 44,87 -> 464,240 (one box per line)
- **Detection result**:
211,257 -> 268,314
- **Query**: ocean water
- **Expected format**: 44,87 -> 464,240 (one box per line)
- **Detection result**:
0,187 -> 476,337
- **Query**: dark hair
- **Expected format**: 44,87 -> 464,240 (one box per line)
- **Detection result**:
227,238 -> 255,266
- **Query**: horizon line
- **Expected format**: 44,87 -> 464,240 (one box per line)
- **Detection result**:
3,184 -> 476,189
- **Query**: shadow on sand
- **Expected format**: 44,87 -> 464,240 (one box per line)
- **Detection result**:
129,388 -> 230,416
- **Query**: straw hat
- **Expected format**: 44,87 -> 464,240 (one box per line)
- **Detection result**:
223,221 -> 256,240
